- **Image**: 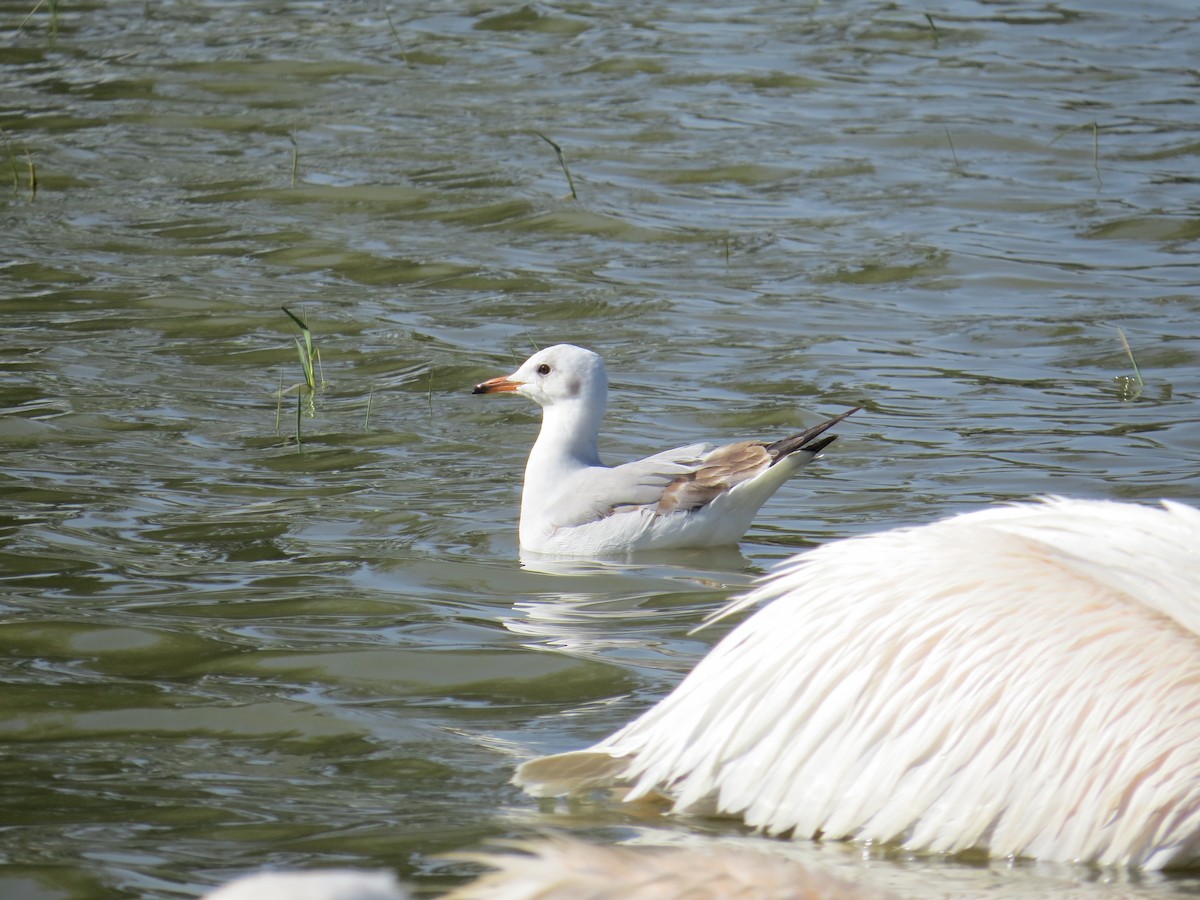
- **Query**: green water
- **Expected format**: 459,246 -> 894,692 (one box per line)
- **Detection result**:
2,1 -> 1198,896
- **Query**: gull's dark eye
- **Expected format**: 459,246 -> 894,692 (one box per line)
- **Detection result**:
537,363 -> 551,375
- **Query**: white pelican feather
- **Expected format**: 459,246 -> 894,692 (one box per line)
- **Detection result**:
515,497 -> 1200,869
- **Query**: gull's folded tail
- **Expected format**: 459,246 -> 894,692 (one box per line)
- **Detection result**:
766,406 -> 860,465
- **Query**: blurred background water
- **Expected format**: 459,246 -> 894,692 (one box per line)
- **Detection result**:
1,0 -> 1198,897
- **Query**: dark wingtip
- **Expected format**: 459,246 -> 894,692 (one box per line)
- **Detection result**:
801,434 -> 839,456
766,406 -> 860,463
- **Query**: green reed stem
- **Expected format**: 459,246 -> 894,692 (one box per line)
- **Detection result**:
535,131 -> 577,200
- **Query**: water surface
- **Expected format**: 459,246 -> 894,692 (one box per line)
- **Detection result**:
2,1 -> 1198,897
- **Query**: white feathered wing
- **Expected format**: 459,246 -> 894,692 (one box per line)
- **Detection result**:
516,497 -> 1200,869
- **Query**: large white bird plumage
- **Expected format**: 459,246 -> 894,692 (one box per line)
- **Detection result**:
473,344 -> 857,555
515,497 -> 1200,869
444,835 -> 895,899
203,840 -> 895,900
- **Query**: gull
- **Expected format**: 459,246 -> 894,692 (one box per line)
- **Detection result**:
473,344 -> 858,556
514,497 -> 1200,869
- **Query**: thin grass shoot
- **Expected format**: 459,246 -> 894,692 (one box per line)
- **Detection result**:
288,130 -> 299,187
924,13 -> 939,47
384,8 -> 410,65
1114,325 -> 1144,401
275,367 -> 285,434
944,127 -> 961,169
534,131 -> 577,200
25,149 -> 36,200
18,0 -> 58,35
281,306 -> 317,391
1049,121 -> 1103,187
18,0 -> 44,30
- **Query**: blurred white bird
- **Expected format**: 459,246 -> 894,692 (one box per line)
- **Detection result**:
473,344 -> 857,555
203,839 -> 893,900
515,497 -> 1200,869
203,869 -> 407,900
444,835 -> 895,900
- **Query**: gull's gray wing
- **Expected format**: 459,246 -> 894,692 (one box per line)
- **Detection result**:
546,442 -> 714,528
546,409 -> 857,529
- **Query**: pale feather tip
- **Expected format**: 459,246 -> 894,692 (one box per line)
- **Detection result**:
512,749 -> 629,797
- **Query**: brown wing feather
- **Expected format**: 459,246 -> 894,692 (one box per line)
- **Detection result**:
631,408 -> 860,518
656,441 -> 772,514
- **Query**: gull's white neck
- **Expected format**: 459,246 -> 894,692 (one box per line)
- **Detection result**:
522,395 -> 605,519
527,396 -> 604,470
